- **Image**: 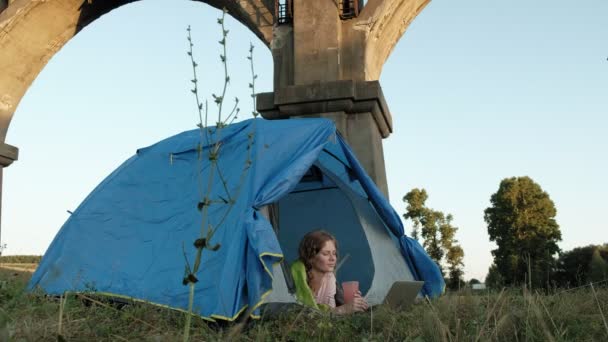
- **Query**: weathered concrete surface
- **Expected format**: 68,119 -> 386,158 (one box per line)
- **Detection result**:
258,80 -> 391,138
360,0 -> 431,80
270,0 -> 431,88
1,0 -> 79,144
0,143 -> 17,168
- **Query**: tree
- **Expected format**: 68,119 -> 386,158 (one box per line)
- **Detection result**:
440,215 -> 465,289
468,278 -> 481,285
421,209 -> 445,264
554,244 -> 608,287
485,263 -> 504,289
484,176 -> 561,288
403,188 -> 465,288
402,188 -> 427,241
588,248 -> 608,283
446,244 -> 465,290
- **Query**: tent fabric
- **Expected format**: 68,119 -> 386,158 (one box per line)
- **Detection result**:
333,136 -> 446,297
29,118 -> 443,321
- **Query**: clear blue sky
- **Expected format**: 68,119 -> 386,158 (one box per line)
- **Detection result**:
3,0 -> 607,281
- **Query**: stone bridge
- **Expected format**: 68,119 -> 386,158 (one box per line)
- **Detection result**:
0,0 -> 430,237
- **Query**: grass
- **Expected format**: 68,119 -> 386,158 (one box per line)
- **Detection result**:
2,265 -> 608,341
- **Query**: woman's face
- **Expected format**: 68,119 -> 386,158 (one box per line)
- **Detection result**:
311,240 -> 337,273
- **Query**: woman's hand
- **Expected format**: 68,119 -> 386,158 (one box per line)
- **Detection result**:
334,291 -> 368,314
351,291 -> 369,312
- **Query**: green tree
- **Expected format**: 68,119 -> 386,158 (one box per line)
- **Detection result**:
468,278 -> 481,285
402,188 -> 427,241
440,214 -> 465,288
421,209 -> 445,264
403,188 -> 464,287
588,248 -> 608,283
554,244 -> 608,287
446,244 -> 465,290
485,263 -> 504,289
484,176 -> 561,288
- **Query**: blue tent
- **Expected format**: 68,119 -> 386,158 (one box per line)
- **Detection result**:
29,118 -> 444,320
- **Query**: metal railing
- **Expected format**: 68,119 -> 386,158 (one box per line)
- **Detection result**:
275,0 -> 293,25
274,0 -> 362,24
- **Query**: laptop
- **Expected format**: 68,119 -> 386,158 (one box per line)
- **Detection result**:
382,281 -> 425,310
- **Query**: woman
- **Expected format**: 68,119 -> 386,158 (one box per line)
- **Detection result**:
291,230 -> 368,314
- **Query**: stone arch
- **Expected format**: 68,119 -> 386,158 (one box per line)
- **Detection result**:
0,0 -> 430,246
0,0 -> 428,171
0,0 -> 274,151
0,0 -> 276,246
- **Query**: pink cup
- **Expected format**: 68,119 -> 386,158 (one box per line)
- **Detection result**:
342,281 -> 359,304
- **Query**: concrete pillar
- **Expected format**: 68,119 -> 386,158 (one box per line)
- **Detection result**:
0,142 -> 18,249
257,0 -> 435,197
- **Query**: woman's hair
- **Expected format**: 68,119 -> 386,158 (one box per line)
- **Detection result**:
298,230 -> 338,286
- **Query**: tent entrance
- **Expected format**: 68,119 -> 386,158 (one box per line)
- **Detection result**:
273,166 -> 376,295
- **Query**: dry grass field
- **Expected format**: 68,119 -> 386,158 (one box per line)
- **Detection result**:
1,263 -> 608,341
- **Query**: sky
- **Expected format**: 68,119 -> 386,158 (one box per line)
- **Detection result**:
2,0 -> 607,281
